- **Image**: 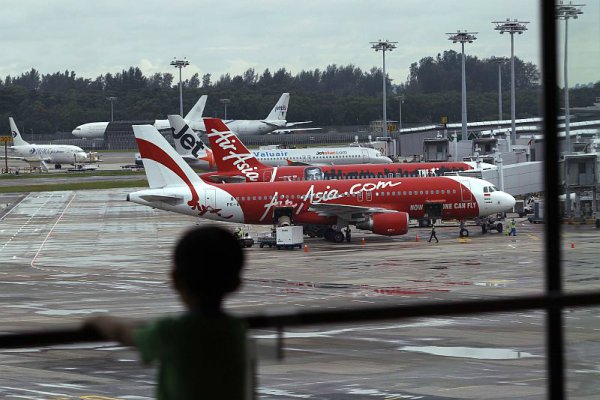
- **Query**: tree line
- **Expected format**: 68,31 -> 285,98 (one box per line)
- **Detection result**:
0,50 -> 598,135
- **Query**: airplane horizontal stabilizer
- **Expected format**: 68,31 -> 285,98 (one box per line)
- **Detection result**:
139,194 -> 184,205
205,174 -> 247,184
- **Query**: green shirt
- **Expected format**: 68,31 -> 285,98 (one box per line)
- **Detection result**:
134,313 -> 248,400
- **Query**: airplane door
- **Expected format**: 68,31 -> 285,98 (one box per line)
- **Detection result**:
361,149 -> 369,163
204,188 -> 217,210
460,180 -> 473,202
263,170 -> 273,182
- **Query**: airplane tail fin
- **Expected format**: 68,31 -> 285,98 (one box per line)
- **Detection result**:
204,118 -> 268,174
265,93 -> 289,120
132,124 -> 205,189
184,95 -> 207,122
168,114 -> 215,169
9,117 -> 28,146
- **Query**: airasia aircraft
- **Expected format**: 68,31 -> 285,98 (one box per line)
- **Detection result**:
127,124 -> 515,242
199,117 -> 496,183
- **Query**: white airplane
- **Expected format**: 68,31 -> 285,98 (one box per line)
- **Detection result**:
3,117 -> 90,170
221,93 -> 314,135
71,95 -> 207,138
168,114 -> 392,170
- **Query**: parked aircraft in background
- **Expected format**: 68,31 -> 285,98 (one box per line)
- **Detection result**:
202,117 -> 496,183
168,115 -> 391,172
71,95 -> 207,138
2,117 -> 90,170
128,123 -> 515,242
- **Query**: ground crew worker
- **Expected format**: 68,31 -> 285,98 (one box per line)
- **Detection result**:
509,219 -> 517,236
428,225 -> 439,243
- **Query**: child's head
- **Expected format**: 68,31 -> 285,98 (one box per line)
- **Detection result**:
172,225 -> 245,306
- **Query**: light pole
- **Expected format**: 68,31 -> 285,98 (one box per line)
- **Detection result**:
220,98 -> 231,120
170,57 -> 190,116
106,96 -> 117,122
446,31 -> 477,141
370,40 -> 397,137
493,19 -> 529,147
556,1 -> 584,155
397,95 -> 405,131
490,57 -> 509,122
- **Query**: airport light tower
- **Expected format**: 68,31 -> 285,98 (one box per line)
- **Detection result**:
446,31 -> 477,141
397,95 -> 405,131
220,98 -> 231,120
106,96 -> 117,122
490,57 -> 509,122
556,1 -> 585,155
370,40 -> 397,137
170,57 -> 190,117
493,19 -> 529,147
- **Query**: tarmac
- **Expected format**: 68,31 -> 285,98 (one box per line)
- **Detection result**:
0,185 -> 598,399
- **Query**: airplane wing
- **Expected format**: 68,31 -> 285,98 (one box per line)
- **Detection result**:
204,174 -> 247,184
271,127 -> 322,134
284,121 -> 313,127
308,202 -> 399,223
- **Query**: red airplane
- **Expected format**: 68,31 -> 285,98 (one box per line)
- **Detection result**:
128,124 -> 515,242
185,117 -> 495,183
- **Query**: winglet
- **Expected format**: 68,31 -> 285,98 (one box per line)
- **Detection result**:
204,118 -> 268,178
9,117 -> 28,146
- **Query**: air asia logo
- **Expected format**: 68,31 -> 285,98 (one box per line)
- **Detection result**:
258,180 -> 402,222
172,124 -> 206,157
207,129 -> 260,181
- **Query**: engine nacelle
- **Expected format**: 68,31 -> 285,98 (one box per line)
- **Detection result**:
355,212 -> 410,236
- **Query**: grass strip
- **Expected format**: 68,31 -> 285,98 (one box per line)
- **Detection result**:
0,179 -> 149,193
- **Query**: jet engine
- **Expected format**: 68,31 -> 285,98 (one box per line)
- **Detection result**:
356,212 -> 409,236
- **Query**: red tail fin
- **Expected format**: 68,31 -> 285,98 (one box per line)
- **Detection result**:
204,118 -> 268,177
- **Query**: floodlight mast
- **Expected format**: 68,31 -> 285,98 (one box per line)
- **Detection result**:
106,96 -> 117,122
493,19 -> 529,147
220,98 -> 231,120
446,31 -> 478,141
491,57 -> 509,122
371,40 -> 397,137
170,57 -> 190,116
556,1 -> 585,155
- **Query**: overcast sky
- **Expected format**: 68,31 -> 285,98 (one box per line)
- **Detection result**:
2,0 -> 599,87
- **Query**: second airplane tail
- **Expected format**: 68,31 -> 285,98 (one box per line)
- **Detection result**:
265,93 -> 289,121
9,117 -> 29,146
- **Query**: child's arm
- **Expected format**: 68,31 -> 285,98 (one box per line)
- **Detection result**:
84,316 -> 142,347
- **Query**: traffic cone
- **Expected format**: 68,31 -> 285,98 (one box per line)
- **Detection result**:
571,242 -> 575,249
303,244 -> 309,252
361,237 -> 366,246
416,232 -> 420,242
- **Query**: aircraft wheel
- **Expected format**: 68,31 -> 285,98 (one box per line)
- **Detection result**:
459,228 -> 469,237
496,223 -> 503,233
333,231 -> 344,243
55,164 -> 62,169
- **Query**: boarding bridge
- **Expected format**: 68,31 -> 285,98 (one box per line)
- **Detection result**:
453,161 -> 544,197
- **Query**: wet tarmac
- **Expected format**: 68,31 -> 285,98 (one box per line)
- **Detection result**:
0,189 -> 598,399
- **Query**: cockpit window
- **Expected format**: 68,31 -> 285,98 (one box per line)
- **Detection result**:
484,187 -> 489,193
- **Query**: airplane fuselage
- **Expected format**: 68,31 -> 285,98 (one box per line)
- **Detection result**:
201,161 -> 495,183
9,144 -> 88,164
223,119 -> 286,135
128,176 -> 514,227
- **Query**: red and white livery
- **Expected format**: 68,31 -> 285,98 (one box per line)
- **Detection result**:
127,124 -> 515,242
